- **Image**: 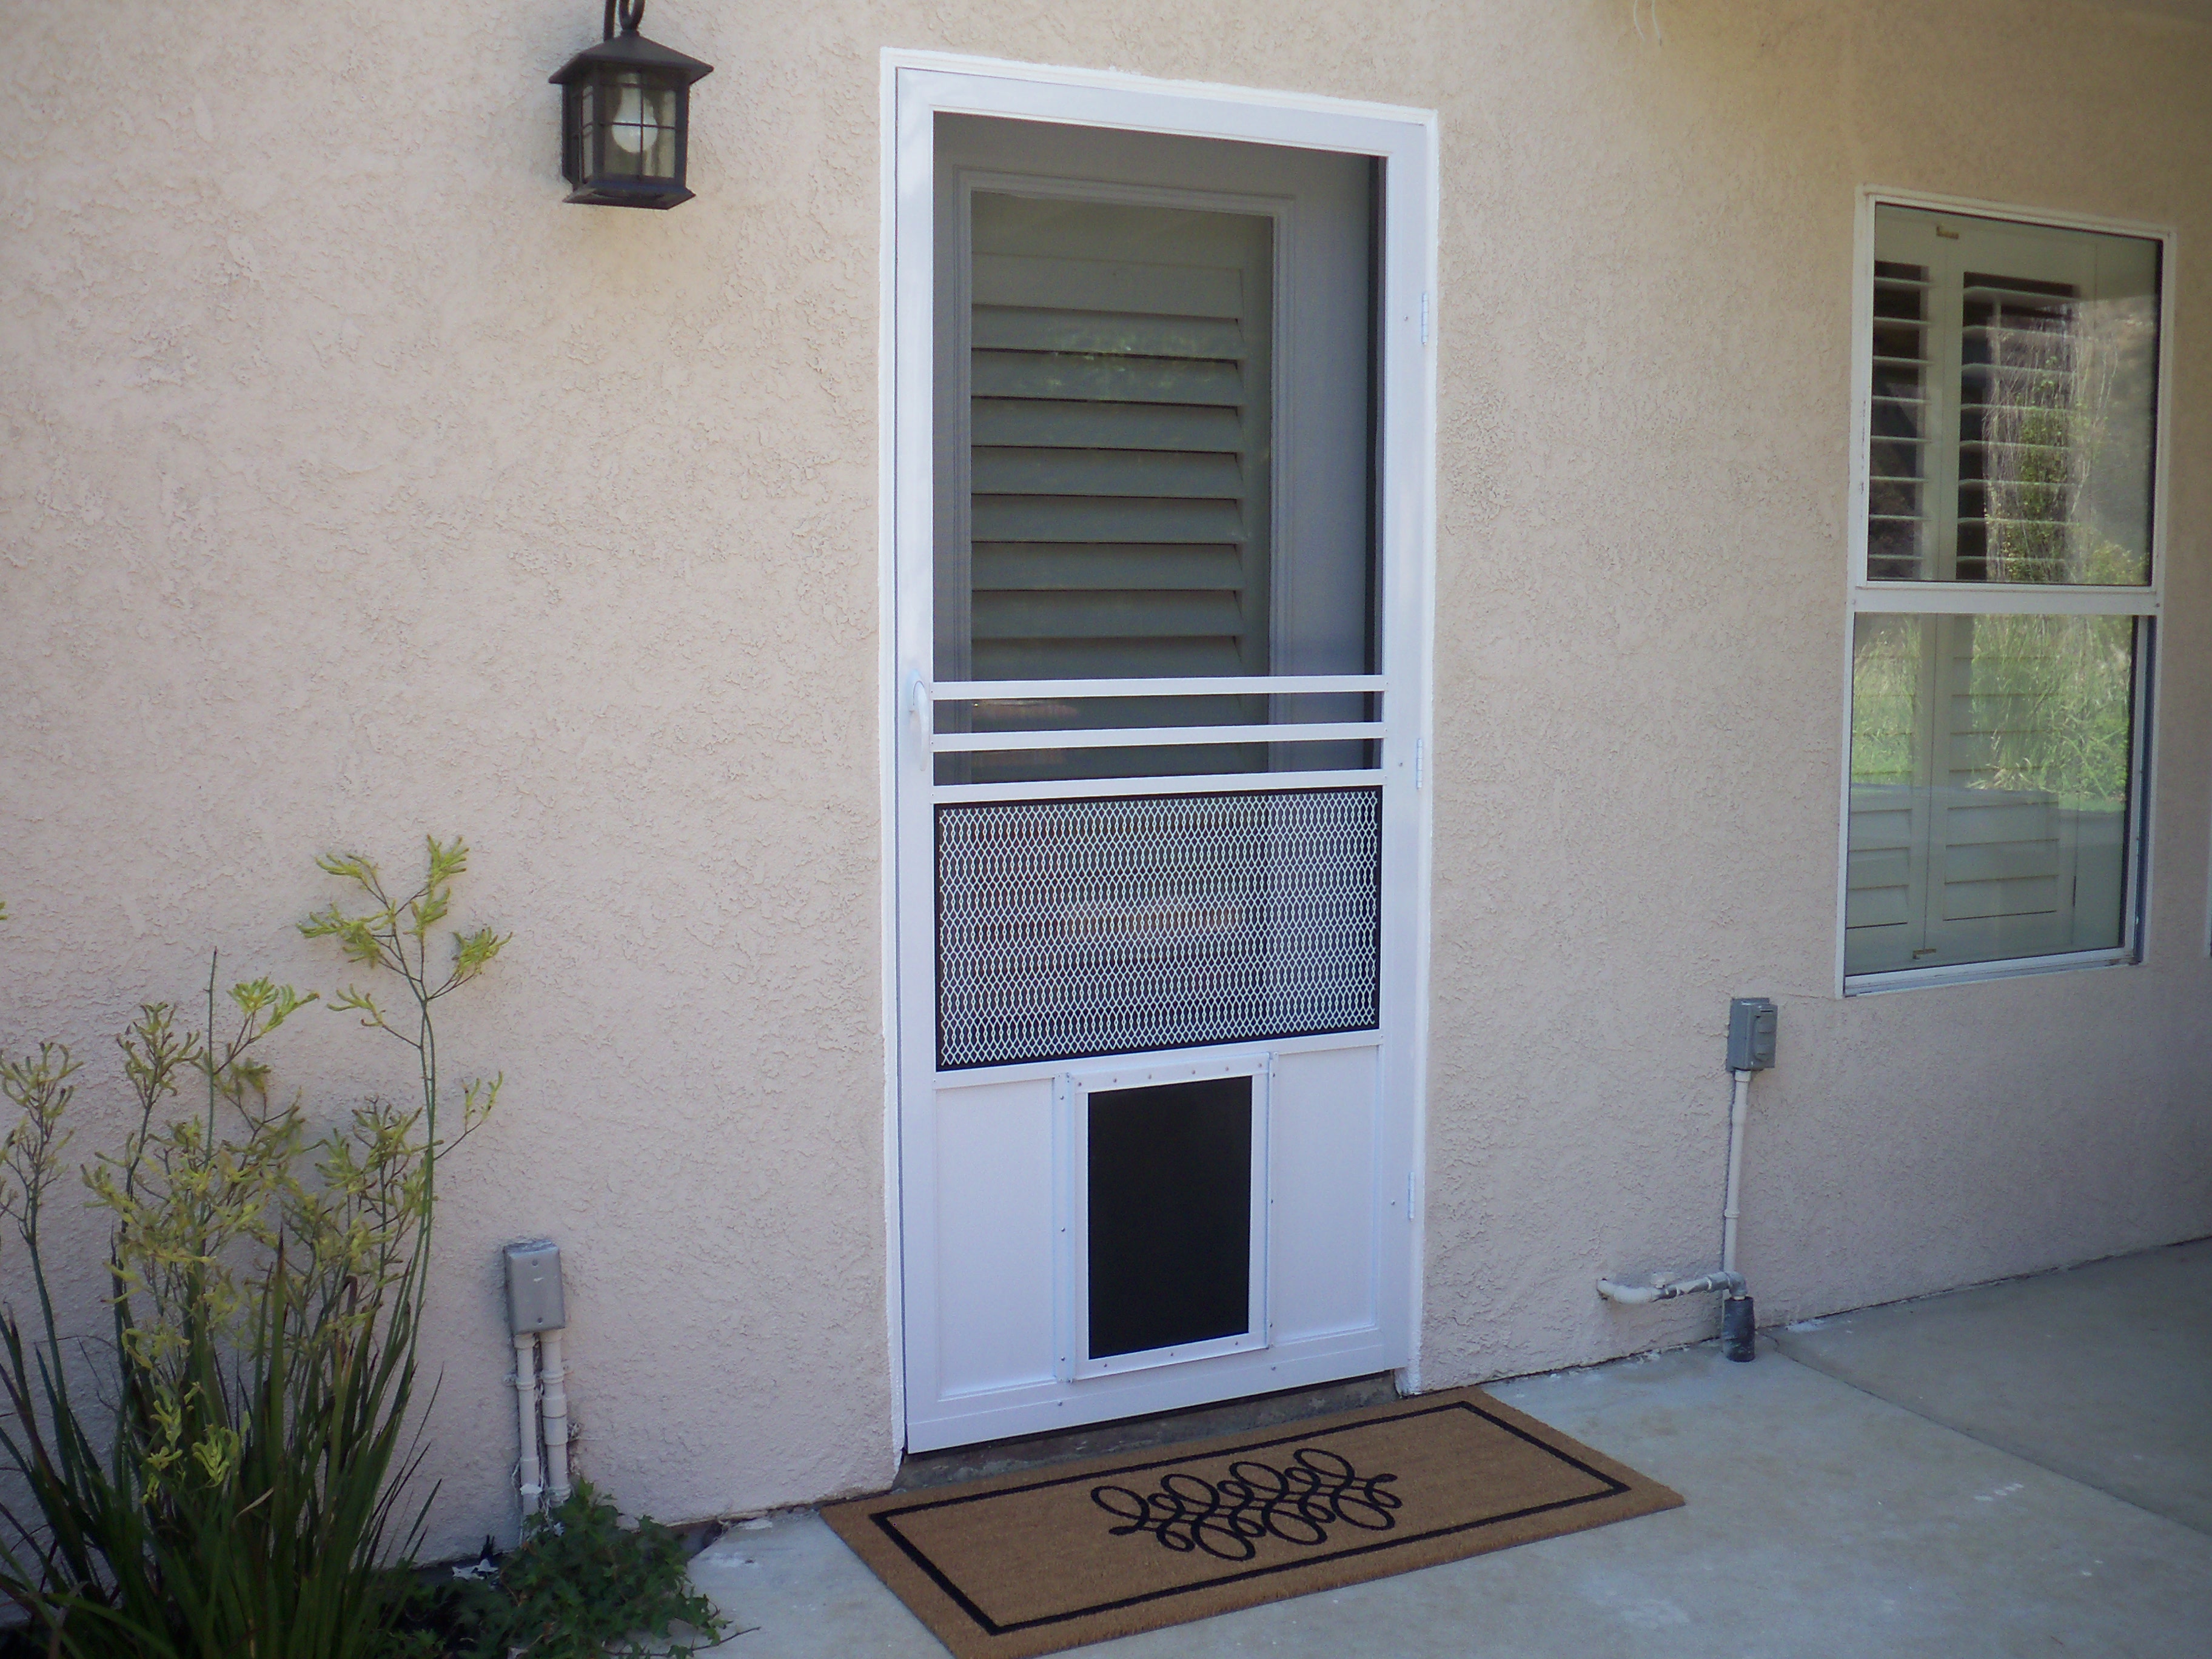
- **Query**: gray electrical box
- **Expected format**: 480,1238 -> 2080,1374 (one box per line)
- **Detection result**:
504,1239 -> 567,1335
1727,997 -> 1778,1072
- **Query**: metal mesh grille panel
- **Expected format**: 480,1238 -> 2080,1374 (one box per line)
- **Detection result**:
937,788 -> 1382,1069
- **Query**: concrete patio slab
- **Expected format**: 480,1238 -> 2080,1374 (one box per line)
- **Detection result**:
688,1244 -> 2212,1658
1772,1237 -> 2212,1535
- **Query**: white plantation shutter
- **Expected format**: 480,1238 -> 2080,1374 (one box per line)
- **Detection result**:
964,193 -> 1275,684
1865,256 -> 1937,581
1843,617 -> 1931,974
1960,270 -> 2084,585
1868,241 -> 2102,583
1845,615 -> 2129,975
1925,617 -> 2073,962
1843,792 -> 1926,972
1864,208 -> 2156,586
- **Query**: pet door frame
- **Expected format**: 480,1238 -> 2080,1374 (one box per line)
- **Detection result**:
1062,1053 -> 1272,1380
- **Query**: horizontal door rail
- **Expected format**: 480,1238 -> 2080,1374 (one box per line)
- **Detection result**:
932,721 -> 1385,754
931,768 -> 1387,804
931,674 -> 1388,700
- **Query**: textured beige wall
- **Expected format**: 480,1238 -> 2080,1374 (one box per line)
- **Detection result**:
4,1 -> 2208,1555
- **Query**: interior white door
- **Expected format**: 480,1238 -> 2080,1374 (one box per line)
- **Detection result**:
896,109 -> 1423,1454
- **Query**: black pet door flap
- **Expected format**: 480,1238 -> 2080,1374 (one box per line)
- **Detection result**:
1087,1076 -> 1254,1362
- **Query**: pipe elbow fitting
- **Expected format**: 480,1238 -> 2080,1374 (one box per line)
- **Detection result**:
1597,1278 -> 1664,1304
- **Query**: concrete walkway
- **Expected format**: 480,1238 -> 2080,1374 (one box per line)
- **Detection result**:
688,1239 -> 2212,1657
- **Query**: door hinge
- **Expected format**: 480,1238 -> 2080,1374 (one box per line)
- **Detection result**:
1414,736 -> 1426,790
1406,1172 -> 1416,1221
1419,291 -> 1430,346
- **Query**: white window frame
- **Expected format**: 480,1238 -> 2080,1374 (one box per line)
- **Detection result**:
1836,187 -> 2175,996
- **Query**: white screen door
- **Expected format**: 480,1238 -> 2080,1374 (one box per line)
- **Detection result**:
890,69 -> 1433,1455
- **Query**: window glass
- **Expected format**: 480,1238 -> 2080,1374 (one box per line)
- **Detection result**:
929,119 -> 1379,786
951,194 -> 1283,687
1869,207 -> 2160,586
1846,613 -> 2136,976
1848,203 -> 2158,986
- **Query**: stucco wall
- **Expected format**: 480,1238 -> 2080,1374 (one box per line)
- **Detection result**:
3,1 -> 2207,1555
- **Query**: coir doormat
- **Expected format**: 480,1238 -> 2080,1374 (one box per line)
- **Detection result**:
823,1386 -> 1682,1658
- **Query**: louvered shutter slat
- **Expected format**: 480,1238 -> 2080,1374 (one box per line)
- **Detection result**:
971,400 -> 1242,451
971,590 -> 1247,641
971,545 -> 1247,592
971,449 -> 1246,498
971,351 -> 1249,406
971,639 -> 1252,680
971,310 -> 1248,358
972,252 -> 1244,318
971,496 -> 1247,545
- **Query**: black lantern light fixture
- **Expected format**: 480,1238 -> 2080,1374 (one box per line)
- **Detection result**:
551,0 -> 713,209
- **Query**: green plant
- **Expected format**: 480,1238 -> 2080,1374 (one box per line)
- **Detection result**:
299,839 -> 509,1250
381,1483 -> 729,1659
0,839 -> 506,1658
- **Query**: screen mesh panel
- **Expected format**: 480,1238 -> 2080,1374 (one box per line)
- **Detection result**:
936,787 -> 1382,1069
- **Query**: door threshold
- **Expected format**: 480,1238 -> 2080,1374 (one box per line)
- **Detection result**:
893,1372 -> 1400,1492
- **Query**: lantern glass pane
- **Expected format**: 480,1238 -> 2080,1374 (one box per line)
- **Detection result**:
588,72 -> 675,181
578,78 -> 605,180
645,87 -> 678,178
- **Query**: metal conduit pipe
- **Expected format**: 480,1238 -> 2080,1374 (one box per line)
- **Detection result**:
538,1329 -> 572,1506
505,1240 -> 570,1521
511,1332 -> 543,1513
1595,1269 -> 1746,1305
1721,1067 -> 1751,1278
1597,1001 -> 1774,1362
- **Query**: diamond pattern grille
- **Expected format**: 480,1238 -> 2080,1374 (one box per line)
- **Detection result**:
936,788 -> 1382,1069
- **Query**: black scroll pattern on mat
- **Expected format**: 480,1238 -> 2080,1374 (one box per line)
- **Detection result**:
1091,1447 -> 1403,1561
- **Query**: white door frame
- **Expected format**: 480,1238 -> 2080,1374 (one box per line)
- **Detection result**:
876,48 -> 1439,1456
